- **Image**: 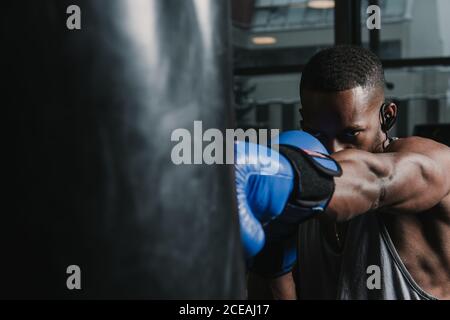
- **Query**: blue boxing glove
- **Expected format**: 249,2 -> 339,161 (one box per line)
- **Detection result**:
235,131 -> 342,276
235,141 -> 295,258
251,131 -> 342,277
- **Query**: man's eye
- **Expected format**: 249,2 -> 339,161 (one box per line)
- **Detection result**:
344,130 -> 361,138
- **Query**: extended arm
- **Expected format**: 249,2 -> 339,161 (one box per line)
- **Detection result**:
327,137 -> 450,221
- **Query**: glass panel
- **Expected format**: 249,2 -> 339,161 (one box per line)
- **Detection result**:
233,0 -> 335,69
385,66 -> 450,138
361,0 -> 450,59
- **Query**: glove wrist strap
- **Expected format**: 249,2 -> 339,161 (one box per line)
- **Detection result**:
277,145 -> 342,212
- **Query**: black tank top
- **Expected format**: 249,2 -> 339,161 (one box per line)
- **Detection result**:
296,212 -> 438,300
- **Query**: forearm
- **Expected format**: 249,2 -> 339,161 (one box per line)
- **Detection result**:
269,272 -> 297,300
247,272 -> 297,300
325,150 -> 386,221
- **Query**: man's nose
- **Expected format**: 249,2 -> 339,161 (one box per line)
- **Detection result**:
325,139 -> 345,154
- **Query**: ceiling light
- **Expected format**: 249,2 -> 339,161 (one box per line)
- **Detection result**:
252,36 -> 277,45
308,0 -> 335,9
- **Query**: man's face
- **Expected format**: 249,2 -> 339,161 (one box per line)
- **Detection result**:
301,87 -> 384,153
300,86 -> 385,154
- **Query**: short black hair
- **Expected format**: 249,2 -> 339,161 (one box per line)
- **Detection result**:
300,45 -> 385,96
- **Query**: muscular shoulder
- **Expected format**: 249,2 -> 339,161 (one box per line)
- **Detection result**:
388,137 -> 450,198
386,136 -> 450,158
386,136 -> 450,177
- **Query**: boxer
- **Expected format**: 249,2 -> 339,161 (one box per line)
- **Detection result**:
237,46 -> 450,300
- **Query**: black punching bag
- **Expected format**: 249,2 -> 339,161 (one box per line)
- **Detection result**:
4,0 -> 245,298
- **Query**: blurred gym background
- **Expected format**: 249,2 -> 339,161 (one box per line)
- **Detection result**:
231,0 -> 450,145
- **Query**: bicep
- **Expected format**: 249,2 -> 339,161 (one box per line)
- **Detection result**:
329,140 -> 450,220
381,151 -> 450,213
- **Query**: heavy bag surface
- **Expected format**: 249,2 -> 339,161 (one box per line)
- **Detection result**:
4,0 -> 244,299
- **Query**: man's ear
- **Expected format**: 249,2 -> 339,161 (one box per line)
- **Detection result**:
381,102 -> 398,132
